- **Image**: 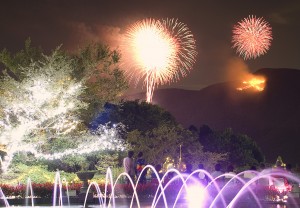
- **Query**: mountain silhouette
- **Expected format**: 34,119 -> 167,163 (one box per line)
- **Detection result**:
124,68 -> 300,165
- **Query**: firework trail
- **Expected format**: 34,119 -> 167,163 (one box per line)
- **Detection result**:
232,15 -> 272,60
121,18 -> 197,103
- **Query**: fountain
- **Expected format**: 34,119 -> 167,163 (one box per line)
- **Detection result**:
76,170 -> 97,203
1,166 -> 300,207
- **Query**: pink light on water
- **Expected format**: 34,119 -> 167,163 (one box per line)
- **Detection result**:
186,184 -> 207,208
232,15 -> 272,60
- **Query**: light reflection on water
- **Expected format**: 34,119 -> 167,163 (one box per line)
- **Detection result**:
5,201 -> 296,208
4,204 -> 292,208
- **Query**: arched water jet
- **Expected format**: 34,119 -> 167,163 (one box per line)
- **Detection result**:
53,171 -> 64,207
170,170 -> 207,208
82,168 -> 117,208
0,166 -> 300,207
62,177 -> 70,206
113,172 -> 141,208
227,169 -> 300,208
104,167 -> 116,207
0,187 -> 10,207
85,182 -> 104,207
203,170 -> 228,208
210,172 -> 262,208
152,168 -> 188,208
25,178 -> 34,207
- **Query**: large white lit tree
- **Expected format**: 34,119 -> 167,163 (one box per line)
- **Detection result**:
0,39 -> 128,172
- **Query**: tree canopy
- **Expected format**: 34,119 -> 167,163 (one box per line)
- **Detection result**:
0,39 -> 128,124
127,124 -> 226,171
93,100 -> 227,171
197,125 -> 265,167
0,39 -> 128,171
92,100 -> 178,132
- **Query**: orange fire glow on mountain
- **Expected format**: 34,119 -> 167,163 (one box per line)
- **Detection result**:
237,75 -> 266,92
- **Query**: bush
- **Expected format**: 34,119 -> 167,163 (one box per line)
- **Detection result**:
0,164 -> 77,184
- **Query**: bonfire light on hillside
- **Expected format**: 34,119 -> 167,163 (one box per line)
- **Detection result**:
237,76 -> 266,92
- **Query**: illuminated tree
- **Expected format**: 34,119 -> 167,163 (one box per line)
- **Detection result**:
0,40 -> 128,124
0,40 -> 128,171
0,50 -> 87,170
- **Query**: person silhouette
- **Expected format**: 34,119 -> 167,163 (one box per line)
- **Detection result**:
123,150 -> 135,183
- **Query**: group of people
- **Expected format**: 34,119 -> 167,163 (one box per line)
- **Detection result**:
122,150 -> 235,185
123,150 -> 294,188
123,150 -> 147,184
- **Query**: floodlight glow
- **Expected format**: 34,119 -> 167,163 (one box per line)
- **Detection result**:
186,184 -> 207,208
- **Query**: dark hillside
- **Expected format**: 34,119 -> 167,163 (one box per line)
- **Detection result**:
124,68 -> 300,165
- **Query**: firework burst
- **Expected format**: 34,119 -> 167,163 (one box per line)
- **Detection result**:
121,18 -> 197,102
232,15 -> 272,60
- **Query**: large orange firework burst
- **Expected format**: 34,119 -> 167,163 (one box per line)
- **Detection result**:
121,18 -> 197,102
232,15 -> 272,60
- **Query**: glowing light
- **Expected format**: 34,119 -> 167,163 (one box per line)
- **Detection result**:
232,15 -> 272,60
34,124 -> 126,160
186,185 -> 207,208
121,18 -> 197,102
0,124 -> 126,171
0,56 -> 88,171
237,76 -> 266,91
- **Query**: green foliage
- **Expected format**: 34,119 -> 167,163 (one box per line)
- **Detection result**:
91,166 -> 125,183
109,100 -> 178,132
11,152 -> 41,167
0,48 -> 88,151
198,125 -> 265,167
94,151 -> 120,174
46,155 -> 87,172
0,163 -> 76,184
72,43 -> 128,123
0,38 -> 44,80
38,150 -> 123,173
0,40 -> 128,130
97,101 -> 226,171
0,39 -> 129,174
127,124 -> 226,171
39,136 -> 79,153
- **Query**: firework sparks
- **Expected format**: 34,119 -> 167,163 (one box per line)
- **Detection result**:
237,76 -> 266,92
232,15 -> 272,60
121,18 -> 197,102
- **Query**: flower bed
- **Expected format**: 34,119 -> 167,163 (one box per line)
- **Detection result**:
0,182 -> 283,201
0,182 -> 184,199
0,183 -> 81,198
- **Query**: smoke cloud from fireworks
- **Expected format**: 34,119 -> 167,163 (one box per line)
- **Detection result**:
225,57 -> 250,81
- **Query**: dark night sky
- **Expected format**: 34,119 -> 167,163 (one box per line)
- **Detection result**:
1,0 -> 300,94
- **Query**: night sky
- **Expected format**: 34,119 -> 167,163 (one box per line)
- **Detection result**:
1,0 -> 300,94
